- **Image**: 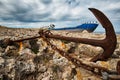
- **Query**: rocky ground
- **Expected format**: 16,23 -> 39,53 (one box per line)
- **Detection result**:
0,26 -> 120,80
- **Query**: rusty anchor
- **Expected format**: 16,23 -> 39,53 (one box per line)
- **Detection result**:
0,8 -> 118,79
3,8 -> 117,62
38,8 -> 117,62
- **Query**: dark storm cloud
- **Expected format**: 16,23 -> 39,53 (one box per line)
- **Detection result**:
0,0 -> 51,22
0,0 -> 119,22
41,0 -> 52,4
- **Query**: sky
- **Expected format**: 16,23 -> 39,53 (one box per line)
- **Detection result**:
0,0 -> 120,33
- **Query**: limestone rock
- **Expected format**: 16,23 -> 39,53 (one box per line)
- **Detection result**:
0,28 -> 120,80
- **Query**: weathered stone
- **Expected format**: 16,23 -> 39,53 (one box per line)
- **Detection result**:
0,27 -> 120,80
78,44 -> 103,58
38,64 -> 47,73
4,45 -> 19,58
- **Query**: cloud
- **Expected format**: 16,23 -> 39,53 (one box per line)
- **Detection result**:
0,0 -> 120,33
0,0 -> 120,22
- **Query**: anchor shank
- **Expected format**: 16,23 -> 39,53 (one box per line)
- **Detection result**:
45,34 -> 104,47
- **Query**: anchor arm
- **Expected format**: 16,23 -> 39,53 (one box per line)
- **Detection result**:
89,8 -> 117,62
